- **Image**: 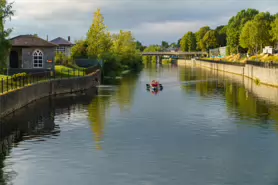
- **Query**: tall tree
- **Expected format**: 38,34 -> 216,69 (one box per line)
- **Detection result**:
180,31 -> 196,52
216,25 -> 227,47
0,0 -> 14,68
202,30 -> 219,51
86,8 -> 112,61
195,26 -> 210,51
226,8 -> 259,54
252,12 -> 274,51
240,21 -> 256,54
271,16 -> 278,47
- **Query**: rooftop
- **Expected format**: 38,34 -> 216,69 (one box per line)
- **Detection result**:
10,35 -> 57,47
50,37 -> 73,46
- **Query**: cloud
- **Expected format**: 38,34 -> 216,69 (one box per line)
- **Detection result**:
4,0 -> 278,45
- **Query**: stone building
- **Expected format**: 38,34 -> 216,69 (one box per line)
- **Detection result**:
8,35 -> 57,74
50,36 -> 74,57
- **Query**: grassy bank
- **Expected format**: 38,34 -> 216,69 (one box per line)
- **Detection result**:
204,54 -> 278,63
55,65 -> 85,77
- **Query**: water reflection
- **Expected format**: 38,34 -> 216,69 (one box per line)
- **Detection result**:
179,65 -> 278,127
0,88 -> 98,184
87,72 -> 140,150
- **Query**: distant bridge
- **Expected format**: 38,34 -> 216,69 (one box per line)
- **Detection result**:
141,51 -> 207,56
141,51 -> 208,63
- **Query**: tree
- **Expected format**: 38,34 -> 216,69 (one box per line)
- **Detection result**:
202,30 -> 219,51
252,12 -> 274,51
111,30 -> 140,69
216,25 -> 227,47
240,21 -> 256,54
161,41 -> 169,49
180,31 -> 196,52
177,38 -> 182,48
86,8 -> 112,61
195,26 -> 210,51
226,8 -> 259,54
136,41 -> 146,51
71,39 -> 88,58
0,0 -> 14,69
271,17 -> 278,47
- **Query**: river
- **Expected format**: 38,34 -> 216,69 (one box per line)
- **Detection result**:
1,63 -> 278,185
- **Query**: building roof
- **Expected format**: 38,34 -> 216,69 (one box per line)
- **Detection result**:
10,35 -> 58,47
50,37 -> 73,46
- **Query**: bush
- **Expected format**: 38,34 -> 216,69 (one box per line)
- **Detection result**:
11,72 -> 28,81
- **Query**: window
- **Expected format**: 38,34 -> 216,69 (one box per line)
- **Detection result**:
33,49 -> 43,68
56,46 -> 66,53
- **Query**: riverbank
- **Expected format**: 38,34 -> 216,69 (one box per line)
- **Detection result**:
181,63 -> 278,107
178,59 -> 278,87
0,70 -> 101,118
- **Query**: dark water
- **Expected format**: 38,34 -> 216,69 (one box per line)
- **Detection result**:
1,63 -> 278,185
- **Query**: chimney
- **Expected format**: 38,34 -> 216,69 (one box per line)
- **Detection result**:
68,36 -> 70,42
46,35 -> 48,41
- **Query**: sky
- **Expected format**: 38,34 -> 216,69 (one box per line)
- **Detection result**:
4,0 -> 278,46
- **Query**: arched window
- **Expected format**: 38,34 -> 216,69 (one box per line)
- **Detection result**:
33,49 -> 43,68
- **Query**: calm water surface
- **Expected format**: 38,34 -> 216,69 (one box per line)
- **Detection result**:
1,63 -> 278,185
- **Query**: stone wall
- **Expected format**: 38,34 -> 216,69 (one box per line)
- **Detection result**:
178,59 -> 278,87
22,47 -> 55,69
0,70 -> 101,118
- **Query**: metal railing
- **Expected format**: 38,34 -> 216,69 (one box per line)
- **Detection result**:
198,59 -> 245,66
0,66 -> 100,95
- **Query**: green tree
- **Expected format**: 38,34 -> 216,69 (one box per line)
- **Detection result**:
161,41 -> 169,49
180,31 -> 196,52
71,39 -> 88,58
271,17 -> 278,46
136,41 -> 146,51
112,30 -> 140,69
195,26 -> 210,51
239,21 -> 256,54
216,25 -> 227,46
86,8 -> 112,60
226,8 -> 259,54
0,0 -> 14,69
202,30 -> 219,51
252,12 -> 274,51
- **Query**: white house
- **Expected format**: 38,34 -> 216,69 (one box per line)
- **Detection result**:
263,46 -> 274,54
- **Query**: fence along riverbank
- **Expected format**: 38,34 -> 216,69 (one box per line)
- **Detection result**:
0,66 -> 101,118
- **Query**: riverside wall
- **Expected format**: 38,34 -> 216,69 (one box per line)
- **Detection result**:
178,60 -> 278,106
178,59 -> 278,87
0,70 -> 101,118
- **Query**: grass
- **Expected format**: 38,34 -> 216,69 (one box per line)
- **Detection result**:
205,54 -> 278,63
55,65 -> 85,77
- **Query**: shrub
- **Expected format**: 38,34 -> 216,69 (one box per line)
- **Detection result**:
11,72 -> 28,81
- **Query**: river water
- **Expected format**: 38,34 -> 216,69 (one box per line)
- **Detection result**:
1,63 -> 278,185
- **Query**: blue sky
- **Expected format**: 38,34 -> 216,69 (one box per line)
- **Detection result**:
5,0 -> 278,46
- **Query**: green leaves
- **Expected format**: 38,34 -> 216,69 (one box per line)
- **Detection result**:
0,0 -> 14,68
240,12 -> 274,54
180,31 -> 196,52
202,30 -> 219,51
86,8 -> 112,60
71,8 -> 142,75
